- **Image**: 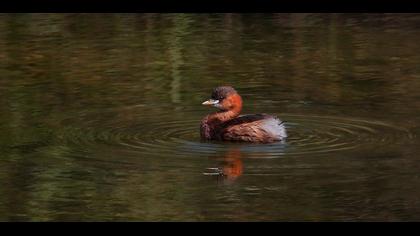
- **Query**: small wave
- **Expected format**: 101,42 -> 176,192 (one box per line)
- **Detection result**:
57,111 -> 414,159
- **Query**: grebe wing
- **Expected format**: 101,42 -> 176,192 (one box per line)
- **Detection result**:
221,114 -> 287,142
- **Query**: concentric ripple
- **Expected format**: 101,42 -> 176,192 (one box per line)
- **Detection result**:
279,114 -> 414,156
57,110 -> 415,159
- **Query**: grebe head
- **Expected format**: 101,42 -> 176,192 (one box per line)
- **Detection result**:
202,86 -> 243,112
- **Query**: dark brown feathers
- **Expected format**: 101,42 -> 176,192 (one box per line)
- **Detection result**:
211,86 -> 237,101
221,114 -> 284,143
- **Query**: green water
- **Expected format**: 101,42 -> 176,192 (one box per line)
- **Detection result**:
0,13 -> 420,221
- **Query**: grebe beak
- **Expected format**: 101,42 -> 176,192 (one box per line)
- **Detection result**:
202,99 -> 219,106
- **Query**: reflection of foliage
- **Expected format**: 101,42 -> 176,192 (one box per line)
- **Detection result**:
1,13 -> 420,220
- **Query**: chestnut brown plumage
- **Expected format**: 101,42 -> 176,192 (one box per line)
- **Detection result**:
200,86 -> 287,143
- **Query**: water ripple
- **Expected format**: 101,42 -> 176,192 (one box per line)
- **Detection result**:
57,111 -> 414,158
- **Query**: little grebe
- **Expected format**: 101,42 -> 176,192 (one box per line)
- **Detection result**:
200,86 -> 287,143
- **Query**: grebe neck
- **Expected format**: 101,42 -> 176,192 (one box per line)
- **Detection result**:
201,109 -> 240,139
200,92 -> 243,140
209,106 -> 241,123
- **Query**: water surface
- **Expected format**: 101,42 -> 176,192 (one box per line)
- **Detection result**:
1,13 -> 420,221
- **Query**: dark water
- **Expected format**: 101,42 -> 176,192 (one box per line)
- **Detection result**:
1,13 -> 420,221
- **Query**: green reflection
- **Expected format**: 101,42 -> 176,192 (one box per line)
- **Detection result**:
0,13 -> 420,221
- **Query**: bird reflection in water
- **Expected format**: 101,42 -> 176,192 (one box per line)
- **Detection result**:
204,148 -> 243,181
